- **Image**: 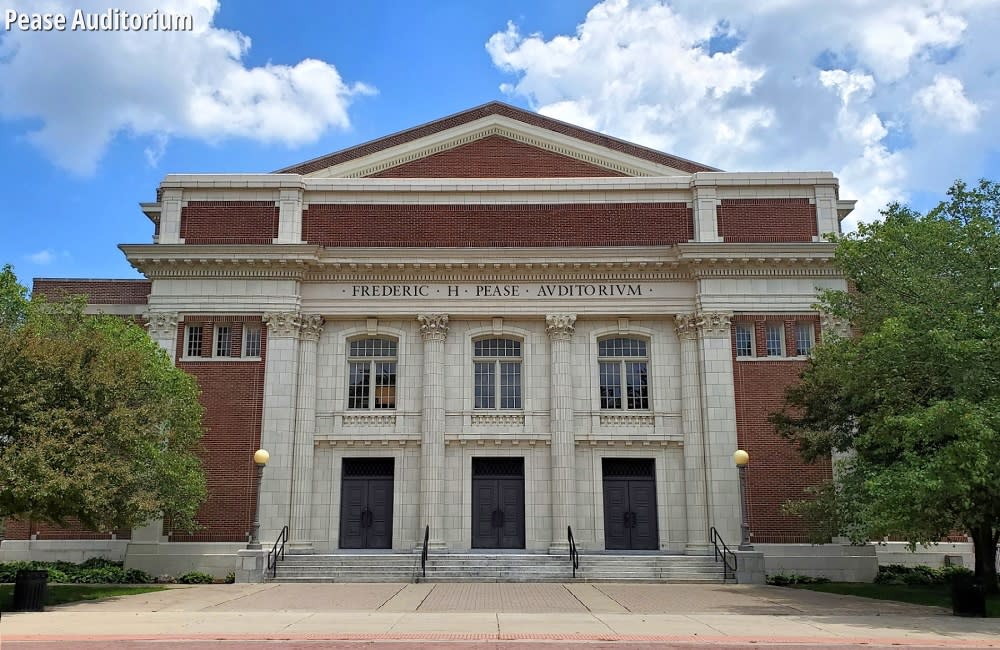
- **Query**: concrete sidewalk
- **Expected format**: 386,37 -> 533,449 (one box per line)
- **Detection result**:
2,583 -> 998,646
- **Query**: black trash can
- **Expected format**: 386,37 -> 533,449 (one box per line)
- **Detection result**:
950,574 -> 986,617
12,569 -> 48,612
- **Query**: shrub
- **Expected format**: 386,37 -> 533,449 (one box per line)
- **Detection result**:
177,571 -> 214,584
78,557 -> 120,570
874,564 -> 974,586
74,566 -> 128,584
124,568 -> 154,584
225,571 -> 236,584
155,574 -> 177,584
46,569 -> 70,583
766,574 -> 831,586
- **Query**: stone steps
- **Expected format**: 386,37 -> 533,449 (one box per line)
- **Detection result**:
270,553 -> 728,583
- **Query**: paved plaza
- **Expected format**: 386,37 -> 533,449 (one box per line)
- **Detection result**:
2,582 -> 999,647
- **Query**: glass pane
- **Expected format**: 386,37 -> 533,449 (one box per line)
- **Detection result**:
500,361 -> 521,409
215,326 -> 231,357
347,362 -> 370,409
186,326 -> 202,357
599,361 -> 622,409
350,338 -> 397,357
735,324 -> 753,357
796,323 -> 814,355
626,362 -> 649,410
598,337 -> 646,358
244,327 -> 261,357
474,338 -> 521,357
374,362 -> 396,409
474,361 -> 495,409
766,324 -> 784,356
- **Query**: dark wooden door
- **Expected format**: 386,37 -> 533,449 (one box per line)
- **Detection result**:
471,458 -> 525,549
339,459 -> 394,549
602,459 -> 658,550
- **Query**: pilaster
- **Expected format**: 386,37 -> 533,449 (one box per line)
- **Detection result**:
276,188 -> 304,244
258,311 -> 302,543
694,310 -> 741,545
288,314 -> 323,553
418,313 -> 449,548
691,183 -> 722,242
675,313 -> 709,554
545,313 -> 576,552
158,188 -> 184,244
814,186 -> 839,239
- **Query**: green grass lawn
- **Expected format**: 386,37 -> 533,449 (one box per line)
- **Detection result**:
0,584 -> 166,610
791,583 -> 1000,616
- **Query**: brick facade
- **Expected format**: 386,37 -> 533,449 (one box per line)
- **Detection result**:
731,314 -> 831,543
717,198 -> 818,243
370,135 -> 625,178
171,318 -> 266,542
180,201 -> 279,245
3,519 -> 130,541
32,278 -> 151,304
302,202 -> 693,247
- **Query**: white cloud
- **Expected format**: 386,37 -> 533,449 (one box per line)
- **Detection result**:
487,0 -> 1000,224
913,75 -> 981,132
26,249 -> 55,265
0,0 -> 375,174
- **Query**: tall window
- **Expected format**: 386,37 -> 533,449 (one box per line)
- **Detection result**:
765,323 -> 785,357
734,324 -> 754,357
598,337 -> 649,410
215,325 -> 232,357
796,322 -> 815,356
244,326 -> 262,358
474,338 -> 522,409
185,325 -> 203,357
347,338 -> 397,410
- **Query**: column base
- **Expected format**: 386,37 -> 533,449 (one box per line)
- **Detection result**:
286,542 -> 315,554
685,542 -> 712,556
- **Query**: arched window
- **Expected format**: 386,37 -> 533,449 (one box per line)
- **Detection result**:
474,337 -> 522,409
347,337 -> 397,410
598,337 -> 649,410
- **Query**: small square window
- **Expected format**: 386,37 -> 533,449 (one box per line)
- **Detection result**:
185,325 -> 203,358
735,324 -> 754,357
796,322 -> 815,356
765,323 -> 785,357
244,326 -> 261,357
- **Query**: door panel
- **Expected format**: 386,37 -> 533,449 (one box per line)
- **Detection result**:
603,480 -> 629,550
339,479 -> 366,549
367,479 -> 393,549
628,481 -> 658,550
472,480 -> 499,548
472,476 -> 525,549
498,479 -> 525,549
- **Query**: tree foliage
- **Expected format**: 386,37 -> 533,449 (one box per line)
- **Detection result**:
775,180 -> 1000,592
0,265 -> 206,532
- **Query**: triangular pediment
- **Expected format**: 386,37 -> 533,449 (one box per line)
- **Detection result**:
278,102 -> 717,179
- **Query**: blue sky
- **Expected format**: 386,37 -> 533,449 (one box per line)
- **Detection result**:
1,0 -> 998,286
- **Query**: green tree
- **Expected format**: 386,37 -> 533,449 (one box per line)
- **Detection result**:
0,265 -> 206,532
775,179 -> 1000,593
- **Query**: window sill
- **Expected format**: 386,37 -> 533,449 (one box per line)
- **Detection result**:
342,413 -> 396,426
599,412 -> 655,426
736,355 -> 811,362
179,356 -> 262,362
471,413 -> 525,426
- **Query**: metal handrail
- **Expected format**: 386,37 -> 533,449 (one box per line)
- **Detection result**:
420,525 -> 429,579
267,525 -> 288,579
709,526 -> 737,581
567,525 -> 579,579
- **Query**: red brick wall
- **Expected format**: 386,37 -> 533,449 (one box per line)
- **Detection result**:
303,202 -> 693,247
717,198 -> 818,243
180,201 -> 279,245
370,135 -> 625,178
279,102 -> 716,175
731,314 -> 831,543
171,317 -> 266,542
32,279 -> 151,304
3,519 -> 130,540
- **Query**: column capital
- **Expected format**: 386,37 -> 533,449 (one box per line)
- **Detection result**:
545,313 -> 576,340
674,313 -> 698,340
418,314 -> 449,341
696,311 -> 732,336
145,311 -> 179,339
820,311 -> 851,339
263,311 -> 302,338
299,314 -> 325,341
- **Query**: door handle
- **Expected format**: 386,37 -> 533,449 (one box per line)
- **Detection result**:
629,511 -> 637,528
361,508 -> 372,528
623,511 -> 632,528
498,509 -> 505,528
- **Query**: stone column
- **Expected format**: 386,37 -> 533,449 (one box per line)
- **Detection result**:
695,311 -> 742,545
546,313 -> 576,552
132,311 -> 181,543
288,314 -> 323,553
675,314 -> 709,554
418,314 -> 448,548
258,311 -> 302,543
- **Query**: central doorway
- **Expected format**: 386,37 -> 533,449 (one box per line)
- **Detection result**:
602,458 -> 658,550
471,457 -> 525,549
339,458 -> 394,549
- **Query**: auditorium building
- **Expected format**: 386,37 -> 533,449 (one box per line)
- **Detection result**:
4,102 -> 858,576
